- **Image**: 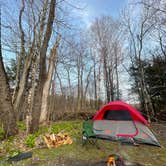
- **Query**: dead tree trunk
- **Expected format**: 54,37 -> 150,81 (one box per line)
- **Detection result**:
39,0 -> 56,88
40,37 -> 60,124
35,0 -> 56,126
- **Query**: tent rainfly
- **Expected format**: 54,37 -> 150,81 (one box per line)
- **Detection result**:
91,101 -> 160,146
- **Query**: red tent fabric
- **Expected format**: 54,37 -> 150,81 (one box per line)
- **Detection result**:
93,101 -> 148,125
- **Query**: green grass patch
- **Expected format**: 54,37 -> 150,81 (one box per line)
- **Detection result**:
51,121 -> 82,138
25,134 -> 36,148
17,121 -> 26,131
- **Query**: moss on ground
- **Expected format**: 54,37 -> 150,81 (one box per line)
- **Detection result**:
0,121 -> 165,166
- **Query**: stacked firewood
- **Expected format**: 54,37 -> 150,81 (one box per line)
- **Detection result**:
43,132 -> 73,148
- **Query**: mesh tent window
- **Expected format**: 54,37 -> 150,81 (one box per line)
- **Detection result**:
103,110 -> 132,120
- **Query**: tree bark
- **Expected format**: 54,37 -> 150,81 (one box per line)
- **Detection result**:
39,0 -> 56,87
13,42 -> 34,114
26,52 -> 38,134
12,0 -> 25,104
0,11 -> 18,136
0,58 -> 18,137
97,58 -> 102,109
39,36 -> 60,124
30,0 -> 56,129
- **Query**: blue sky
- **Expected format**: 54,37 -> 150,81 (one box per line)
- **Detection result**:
71,0 -> 127,27
1,0 -> 133,102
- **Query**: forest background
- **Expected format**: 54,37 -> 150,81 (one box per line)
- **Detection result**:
0,0 -> 165,138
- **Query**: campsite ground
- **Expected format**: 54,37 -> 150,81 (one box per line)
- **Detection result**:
0,121 -> 165,166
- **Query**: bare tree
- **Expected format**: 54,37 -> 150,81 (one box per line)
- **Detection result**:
40,36 -> 60,124
0,8 -> 18,137
2,0 -> 68,131
122,4 -> 156,121
90,16 -> 123,102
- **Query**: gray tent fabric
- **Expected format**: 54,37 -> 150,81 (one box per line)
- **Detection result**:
93,120 -> 137,136
134,122 -> 160,146
92,120 -> 160,146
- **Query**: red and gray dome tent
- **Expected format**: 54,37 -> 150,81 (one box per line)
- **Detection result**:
83,101 -> 160,146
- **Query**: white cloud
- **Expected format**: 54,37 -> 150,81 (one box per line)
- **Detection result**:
71,2 -> 96,28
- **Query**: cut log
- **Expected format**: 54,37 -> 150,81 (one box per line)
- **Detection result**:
43,132 -> 73,148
